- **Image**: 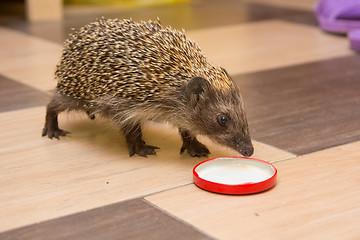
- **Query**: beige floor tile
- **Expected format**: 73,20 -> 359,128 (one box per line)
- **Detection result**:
146,141 -> 360,240
246,0 -> 318,11
0,27 -> 62,92
187,20 -> 354,75
0,27 -> 60,57
0,49 -> 62,92
0,106 -> 294,231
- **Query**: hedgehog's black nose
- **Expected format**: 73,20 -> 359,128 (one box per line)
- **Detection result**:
240,143 -> 254,157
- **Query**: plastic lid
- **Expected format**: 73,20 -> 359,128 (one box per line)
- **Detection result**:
193,157 -> 277,194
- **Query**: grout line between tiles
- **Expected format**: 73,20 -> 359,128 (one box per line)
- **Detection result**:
143,182 -> 194,199
271,156 -> 298,164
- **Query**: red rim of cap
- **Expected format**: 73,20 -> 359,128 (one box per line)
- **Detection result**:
193,157 -> 277,195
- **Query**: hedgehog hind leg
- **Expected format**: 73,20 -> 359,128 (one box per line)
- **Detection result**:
179,129 -> 210,157
42,107 -> 70,139
42,93 -> 73,139
122,122 -> 159,157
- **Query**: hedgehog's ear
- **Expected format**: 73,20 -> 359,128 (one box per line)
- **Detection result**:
185,77 -> 209,105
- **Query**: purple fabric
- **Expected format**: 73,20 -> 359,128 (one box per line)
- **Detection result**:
349,29 -> 360,51
338,9 -> 360,20
315,0 -> 360,33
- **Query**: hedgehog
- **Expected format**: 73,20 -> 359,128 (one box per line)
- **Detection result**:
42,18 -> 254,158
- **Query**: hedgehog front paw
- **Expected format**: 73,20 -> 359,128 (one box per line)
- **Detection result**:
42,126 -> 70,140
128,140 -> 159,157
180,139 -> 210,157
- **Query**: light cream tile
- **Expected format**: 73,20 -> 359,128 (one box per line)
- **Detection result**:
0,27 -> 60,57
0,49 -> 62,92
146,141 -> 360,240
0,27 -> 62,91
26,0 -> 63,22
187,20 -> 354,75
0,106 -> 293,231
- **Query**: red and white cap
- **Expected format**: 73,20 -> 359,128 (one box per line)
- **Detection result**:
193,157 -> 277,194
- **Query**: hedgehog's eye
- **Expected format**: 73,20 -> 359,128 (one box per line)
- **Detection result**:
218,115 -> 228,126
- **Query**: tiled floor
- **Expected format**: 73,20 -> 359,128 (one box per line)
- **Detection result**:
0,0 -> 359,239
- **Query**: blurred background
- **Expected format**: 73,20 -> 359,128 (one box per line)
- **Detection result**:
0,0 -> 317,44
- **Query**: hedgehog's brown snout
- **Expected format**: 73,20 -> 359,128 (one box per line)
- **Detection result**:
231,137 -> 253,157
239,143 -> 254,157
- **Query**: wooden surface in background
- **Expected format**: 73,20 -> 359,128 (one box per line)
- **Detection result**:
0,74 -> 49,112
25,0 -> 63,22
0,198 -> 212,240
234,55 -> 360,155
146,141 -> 360,240
0,106 -> 295,232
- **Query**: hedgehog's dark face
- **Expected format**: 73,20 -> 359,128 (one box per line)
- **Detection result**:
184,76 -> 254,157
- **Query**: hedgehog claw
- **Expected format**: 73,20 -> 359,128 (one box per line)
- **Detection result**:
42,127 -> 70,140
128,142 -> 159,157
180,139 -> 210,157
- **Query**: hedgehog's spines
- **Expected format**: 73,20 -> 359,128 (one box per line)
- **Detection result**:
56,18 -> 234,106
